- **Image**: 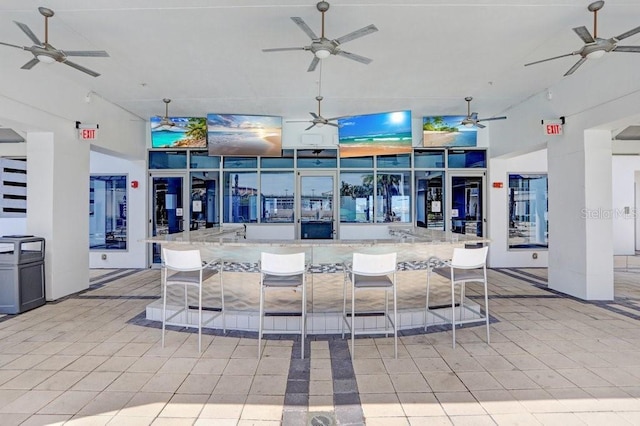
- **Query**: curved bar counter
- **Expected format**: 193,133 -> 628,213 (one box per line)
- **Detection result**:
146,227 -> 489,335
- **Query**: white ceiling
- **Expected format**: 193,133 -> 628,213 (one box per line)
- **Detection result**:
1,0 -> 640,124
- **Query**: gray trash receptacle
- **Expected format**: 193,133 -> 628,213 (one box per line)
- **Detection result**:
0,236 -> 46,314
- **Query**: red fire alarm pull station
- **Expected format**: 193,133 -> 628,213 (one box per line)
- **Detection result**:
492,182 -> 504,188
131,180 -> 139,189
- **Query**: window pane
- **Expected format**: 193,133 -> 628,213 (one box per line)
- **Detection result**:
90,175 -> 127,250
377,154 -> 411,168
297,149 -> 337,168
190,151 -> 220,169
149,151 -> 187,169
261,150 -> 294,168
340,156 -> 373,168
223,157 -> 258,168
261,172 -> 294,223
508,174 -> 548,249
414,150 -> 445,168
340,172 -> 374,223
448,150 -> 486,168
376,172 -> 411,223
223,171 -> 258,223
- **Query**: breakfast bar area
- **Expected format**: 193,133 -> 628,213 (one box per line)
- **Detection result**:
145,226 -> 489,336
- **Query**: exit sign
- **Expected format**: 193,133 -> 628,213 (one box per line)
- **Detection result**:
542,120 -> 563,136
78,128 -> 98,140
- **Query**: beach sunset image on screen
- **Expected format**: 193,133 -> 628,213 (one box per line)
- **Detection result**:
207,114 -> 282,157
338,110 -> 413,158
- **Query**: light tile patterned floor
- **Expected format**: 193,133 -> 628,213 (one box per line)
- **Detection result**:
0,267 -> 638,425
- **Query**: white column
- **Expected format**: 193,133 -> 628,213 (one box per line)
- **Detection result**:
548,129 -> 613,300
26,131 -> 90,300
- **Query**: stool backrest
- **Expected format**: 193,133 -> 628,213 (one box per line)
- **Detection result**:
260,252 -> 306,275
352,252 -> 397,275
451,246 -> 489,269
162,248 -> 202,270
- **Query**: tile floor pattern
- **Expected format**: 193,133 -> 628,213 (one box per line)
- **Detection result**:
0,266 -> 639,425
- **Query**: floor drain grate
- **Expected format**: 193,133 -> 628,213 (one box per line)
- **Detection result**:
308,412 -> 336,426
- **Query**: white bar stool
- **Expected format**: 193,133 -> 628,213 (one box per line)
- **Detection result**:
161,248 -> 225,353
342,252 -> 398,359
258,252 -> 307,359
426,246 -> 490,348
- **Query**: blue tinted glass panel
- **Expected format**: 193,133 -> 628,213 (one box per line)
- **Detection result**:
377,154 -> 411,169
261,150 -> 294,168
261,172 -> 294,223
190,151 -> 220,169
340,156 -> 374,168
223,157 -> 258,168
339,172 -> 374,223
448,150 -> 486,168
149,151 -> 187,169
90,175 -> 127,250
223,171 -> 258,223
414,150 -> 445,168
297,149 -> 337,169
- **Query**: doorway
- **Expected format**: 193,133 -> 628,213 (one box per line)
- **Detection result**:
449,174 -> 485,237
150,174 -> 186,264
297,171 -> 337,239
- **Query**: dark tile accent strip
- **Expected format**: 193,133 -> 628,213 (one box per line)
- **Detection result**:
89,269 -> 142,289
329,339 -> 364,426
89,268 -> 129,282
282,338 -> 310,426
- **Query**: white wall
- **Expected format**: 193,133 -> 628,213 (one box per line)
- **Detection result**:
612,156 -> 640,255
89,151 -> 147,268
488,149 -> 548,268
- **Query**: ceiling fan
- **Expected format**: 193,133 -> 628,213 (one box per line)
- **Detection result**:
288,95 -> 342,131
152,99 -> 176,129
461,97 -> 507,129
0,7 -> 109,77
524,1 -> 640,76
263,1 -> 378,72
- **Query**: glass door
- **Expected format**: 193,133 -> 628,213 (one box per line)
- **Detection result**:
297,171 -> 337,239
449,174 -> 485,237
150,174 -> 185,264
190,172 -> 218,230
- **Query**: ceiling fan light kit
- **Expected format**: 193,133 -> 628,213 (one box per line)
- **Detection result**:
524,0 -> 640,76
263,1 -> 378,72
0,7 -> 109,77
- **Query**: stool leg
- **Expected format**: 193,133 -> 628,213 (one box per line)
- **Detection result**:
351,279 -> 356,359
385,290 -> 389,338
301,276 -> 306,359
484,269 -> 490,344
451,271 -> 456,349
198,279 -> 202,353
162,274 -> 167,348
221,262 -> 226,334
393,273 -> 398,359
342,271 -> 347,339
425,268 -> 431,332
258,277 -> 264,358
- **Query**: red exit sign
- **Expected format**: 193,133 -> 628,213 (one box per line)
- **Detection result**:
78,128 -> 98,140
543,120 -> 563,136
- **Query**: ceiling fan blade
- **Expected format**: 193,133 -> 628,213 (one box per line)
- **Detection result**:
62,59 -> 101,77
305,123 -> 317,131
573,26 -> 595,44
20,58 -> 39,70
470,112 -> 478,120
614,45 -> 640,53
475,123 -> 486,129
334,24 -> 378,45
262,47 -> 306,52
62,50 -> 109,57
477,116 -> 507,122
614,26 -> 640,41
335,50 -> 372,64
524,52 -> 575,67
0,41 -> 25,49
307,56 -> 320,72
291,17 -> 318,40
14,21 -> 42,45
310,112 -> 320,119
564,57 -> 587,76
327,122 -> 340,128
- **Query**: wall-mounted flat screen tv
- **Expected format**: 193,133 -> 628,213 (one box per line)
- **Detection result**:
207,114 -> 282,157
338,110 -> 412,158
422,116 -> 477,147
150,117 -> 207,148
